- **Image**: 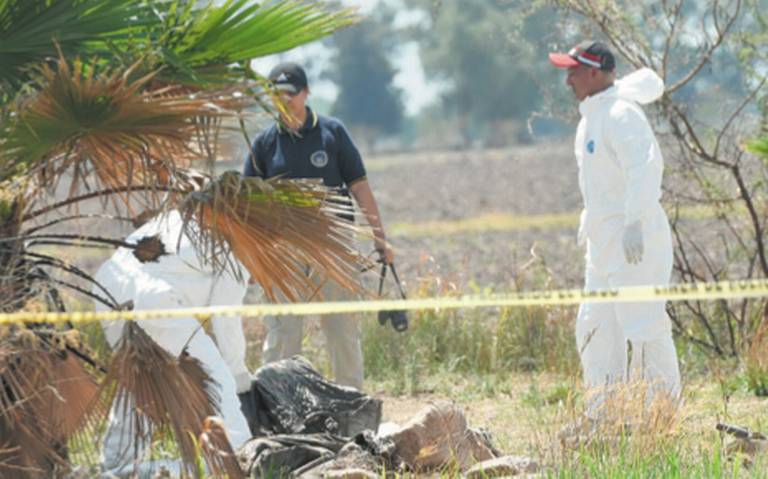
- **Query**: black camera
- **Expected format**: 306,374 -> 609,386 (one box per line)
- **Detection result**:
377,263 -> 408,333
378,308 -> 408,332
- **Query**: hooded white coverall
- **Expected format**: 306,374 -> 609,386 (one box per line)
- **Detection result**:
573,68 -> 681,413
94,211 -> 251,478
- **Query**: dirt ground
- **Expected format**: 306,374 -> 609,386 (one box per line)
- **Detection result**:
219,143 -> 586,293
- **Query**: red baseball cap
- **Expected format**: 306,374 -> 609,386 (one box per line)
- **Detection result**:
549,41 -> 616,71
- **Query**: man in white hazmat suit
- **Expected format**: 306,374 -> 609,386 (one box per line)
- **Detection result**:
94,210 -> 251,478
549,41 -> 681,414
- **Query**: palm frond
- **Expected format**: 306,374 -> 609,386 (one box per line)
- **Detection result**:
179,171 -> 362,302
94,321 -> 230,478
0,0 -> 161,96
0,52 -> 247,209
199,416 -> 244,479
155,0 -> 358,85
0,327 -> 100,477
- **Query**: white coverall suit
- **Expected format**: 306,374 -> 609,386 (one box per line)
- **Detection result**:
94,211 -> 251,478
573,68 -> 681,412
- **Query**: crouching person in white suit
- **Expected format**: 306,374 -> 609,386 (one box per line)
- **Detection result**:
94,210 -> 251,478
549,41 -> 681,417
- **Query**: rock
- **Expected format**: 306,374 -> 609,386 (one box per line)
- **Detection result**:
717,423 -> 768,467
378,401 -> 497,472
297,442 -> 382,478
376,421 -> 402,437
320,469 -> 378,479
465,455 -> 539,478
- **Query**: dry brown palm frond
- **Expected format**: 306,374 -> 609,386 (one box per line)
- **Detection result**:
0,332 -> 62,479
0,326 -> 101,478
94,322 -> 226,478
199,416 -> 245,479
0,51 -> 248,213
0,419 -> 53,479
179,171 -> 364,302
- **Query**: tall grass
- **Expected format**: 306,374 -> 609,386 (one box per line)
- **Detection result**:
362,262 -> 580,396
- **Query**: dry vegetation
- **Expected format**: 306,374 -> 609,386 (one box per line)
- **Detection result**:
229,145 -> 767,476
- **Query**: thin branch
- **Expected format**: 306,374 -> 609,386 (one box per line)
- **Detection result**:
24,214 -> 134,235
8,234 -> 135,250
714,75 -> 768,157
25,271 -> 118,311
667,304 -> 720,352
22,251 -> 120,308
661,0 -> 684,79
22,186 -> 187,223
731,160 -> 768,276
667,0 -> 741,93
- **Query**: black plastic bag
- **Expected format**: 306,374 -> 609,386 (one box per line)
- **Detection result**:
238,356 -> 382,438
237,432 -> 346,478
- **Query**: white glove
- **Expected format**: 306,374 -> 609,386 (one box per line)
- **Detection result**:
233,370 -> 253,394
577,226 -> 587,247
622,220 -> 644,264
577,210 -> 587,247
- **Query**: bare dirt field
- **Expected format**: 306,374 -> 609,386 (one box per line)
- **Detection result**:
364,144 -> 585,289
220,143 -> 586,293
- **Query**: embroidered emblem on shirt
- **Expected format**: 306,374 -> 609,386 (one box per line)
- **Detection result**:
586,139 -> 595,154
310,150 -> 329,168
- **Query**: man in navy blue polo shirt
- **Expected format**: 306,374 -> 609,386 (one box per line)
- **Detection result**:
243,62 -> 393,390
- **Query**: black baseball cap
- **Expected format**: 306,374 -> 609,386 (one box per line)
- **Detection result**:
549,41 -> 615,71
268,62 -> 308,94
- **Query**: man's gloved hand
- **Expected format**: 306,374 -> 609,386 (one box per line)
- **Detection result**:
577,226 -> 587,247
577,210 -> 587,247
234,370 -> 252,395
622,220 -> 644,264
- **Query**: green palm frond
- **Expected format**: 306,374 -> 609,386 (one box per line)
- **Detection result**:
179,171 -> 362,302
0,0 -> 161,97
154,0 -> 359,85
0,52 -> 247,205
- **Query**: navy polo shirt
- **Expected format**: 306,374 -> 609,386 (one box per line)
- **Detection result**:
242,107 -> 367,194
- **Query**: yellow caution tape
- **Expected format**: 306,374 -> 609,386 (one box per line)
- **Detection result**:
0,279 -> 766,325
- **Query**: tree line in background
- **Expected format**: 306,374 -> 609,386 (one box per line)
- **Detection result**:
325,0 -> 767,150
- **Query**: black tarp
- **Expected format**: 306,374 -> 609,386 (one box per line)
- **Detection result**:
236,357 -> 390,477
238,356 -> 382,438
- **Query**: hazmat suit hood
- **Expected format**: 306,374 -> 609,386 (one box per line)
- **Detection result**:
614,67 -> 664,105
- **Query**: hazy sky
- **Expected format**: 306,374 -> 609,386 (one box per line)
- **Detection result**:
250,0 -> 437,115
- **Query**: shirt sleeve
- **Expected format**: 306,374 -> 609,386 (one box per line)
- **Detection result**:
605,102 -> 664,227
243,134 -> 265,178
334,121 -> 367,186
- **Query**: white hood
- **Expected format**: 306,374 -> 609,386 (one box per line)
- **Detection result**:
615,67 -> 664,105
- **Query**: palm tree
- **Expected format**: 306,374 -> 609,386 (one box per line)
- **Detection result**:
0,0 -> 359,476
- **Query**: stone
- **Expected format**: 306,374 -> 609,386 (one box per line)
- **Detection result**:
465,456 -> 540,478
377,401 -> 497,472
321,468 -> 378,479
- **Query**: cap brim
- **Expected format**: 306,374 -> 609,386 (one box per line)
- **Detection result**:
273,83 -> 300,94
548,52 -> 579,68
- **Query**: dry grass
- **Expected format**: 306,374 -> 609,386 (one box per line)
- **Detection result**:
372,371 -> 767,477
